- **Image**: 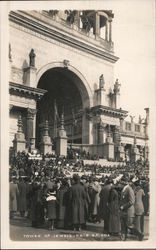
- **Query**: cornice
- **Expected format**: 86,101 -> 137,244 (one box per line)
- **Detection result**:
91,105 -> 128,118
9,82 -> 47,99
9,11 -> 119,64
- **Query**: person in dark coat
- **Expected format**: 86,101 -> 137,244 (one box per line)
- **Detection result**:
9,177 -> 19,219
99,178 -> 112,235
46,188 -> 57,230
70,174 -> 86,231
30,179 -> 45,228
18,177 -> 27,217
108,185 -> 121,235
120,175 -> 137,241
80,176 -> 91,228
56,179 -> 69,229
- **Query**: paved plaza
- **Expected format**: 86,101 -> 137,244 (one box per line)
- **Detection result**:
10,214 -> 149,242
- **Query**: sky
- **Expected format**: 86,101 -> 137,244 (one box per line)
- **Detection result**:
111,0 -> 155,120
6,0 -> 156,121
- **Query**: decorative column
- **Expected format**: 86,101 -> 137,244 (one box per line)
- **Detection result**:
56,112 -> 68,156
108,18 -> 112,42
120,117 -> 124,132
144,108 -> 149,138
131,136 -> 140,162
24,49 -> 37,88
130,115 -> 135,133
40,120 -> 52,155
26,108 -> 37,149
98,123 -> 104,144
144,143 -> 149,160
113,79 -> 121,109
116,140 -> 125,162
95,74 -> 107,106
104,125 -> 114,160
13,115 -> 26,153
105,19 -> 108,41
95,12 -> 100,39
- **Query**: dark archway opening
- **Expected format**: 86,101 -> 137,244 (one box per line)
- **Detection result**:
36,67 -> 86,149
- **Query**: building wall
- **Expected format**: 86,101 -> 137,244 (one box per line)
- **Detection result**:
9,20 -> 115,104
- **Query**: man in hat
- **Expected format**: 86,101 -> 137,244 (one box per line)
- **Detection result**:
70,174 -> 86,231
80,175 -> 90,227
120,175 -> 135,240
99,177 -> 113,235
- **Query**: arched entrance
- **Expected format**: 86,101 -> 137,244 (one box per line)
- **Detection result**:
36,64 -> 92,149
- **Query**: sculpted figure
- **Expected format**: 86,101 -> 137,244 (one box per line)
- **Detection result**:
99,74 -> 105,89
29,49 -> 36,67
114,79 -> 121,94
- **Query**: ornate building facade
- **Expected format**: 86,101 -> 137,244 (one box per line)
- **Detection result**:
9,10 -> 149,161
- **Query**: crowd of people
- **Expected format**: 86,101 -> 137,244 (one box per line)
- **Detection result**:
9,149 -> 149,241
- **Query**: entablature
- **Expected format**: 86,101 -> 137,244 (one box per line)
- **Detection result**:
9,11 -> 119,63
9,82 -> 47,100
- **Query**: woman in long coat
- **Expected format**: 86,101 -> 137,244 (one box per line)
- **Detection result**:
56,179 -> 69,229
10,177 -> 19,218
46,188 -> 57,230
70,174 -> 86,231
108,186 -> 121,235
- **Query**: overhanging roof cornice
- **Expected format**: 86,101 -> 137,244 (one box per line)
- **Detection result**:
91,105 -> 128,118
9,82 -> 47,99
9,11 -> 119,63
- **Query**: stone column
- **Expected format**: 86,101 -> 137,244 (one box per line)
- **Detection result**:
144,108 -> 149,138
56,113 -> 68,156
40,120 -> 52,155
24,67 -> 37,88
26,108 -> 37,148
131,137 -> 140,162
13,115 -> 26,153
98,123 -> 104,144
104,125 -> 114,160
108,18 -> 112,42
105,20 -> 108,41
120,117 -> 124,132
95,12 -> 100,39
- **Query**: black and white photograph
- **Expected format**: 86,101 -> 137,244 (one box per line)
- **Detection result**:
0,0 -> 156,249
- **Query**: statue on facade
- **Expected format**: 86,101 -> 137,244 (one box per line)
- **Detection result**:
99,74 -> 105,89
63,59 -> 70,68
65,10 -> 77,24
113,79 -> 121,94
138,115 -> 144,124
48,10 -> 59,17
81,15 -> 91,33
130,115 -> 135,123
29,49 -> 36,67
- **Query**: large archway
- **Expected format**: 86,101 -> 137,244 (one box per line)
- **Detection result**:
36,65 -> 91,148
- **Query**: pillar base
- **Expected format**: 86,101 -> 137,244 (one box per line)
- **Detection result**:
131,147 -> 140,162
13,133 -> 26,153
40,135 -> 52,155
95,88 -> 107,106
56,136 -> 67,157
24,66 -> 37,87
116,145 -> 125,161
104,142 -> 114,160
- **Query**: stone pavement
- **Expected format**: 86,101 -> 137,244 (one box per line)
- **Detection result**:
10,214 -> 149,241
